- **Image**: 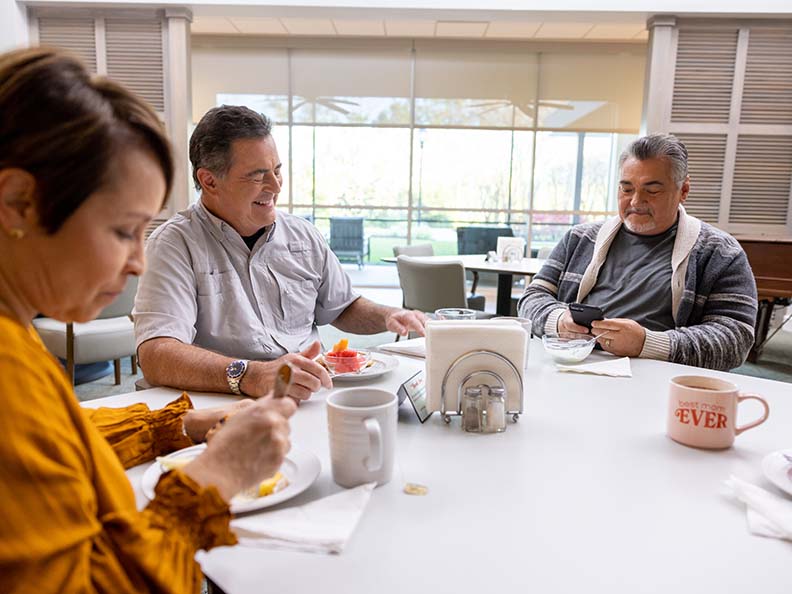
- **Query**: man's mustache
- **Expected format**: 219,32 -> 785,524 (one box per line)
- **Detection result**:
625,207 -> 652,216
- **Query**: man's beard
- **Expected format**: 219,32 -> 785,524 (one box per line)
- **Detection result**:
623,214 -> 656,234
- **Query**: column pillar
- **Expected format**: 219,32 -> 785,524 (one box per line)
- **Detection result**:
163,8 -> 193,215
642,15 -> 677,134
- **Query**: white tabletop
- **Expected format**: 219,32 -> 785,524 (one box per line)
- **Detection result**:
91,341 -> 792,594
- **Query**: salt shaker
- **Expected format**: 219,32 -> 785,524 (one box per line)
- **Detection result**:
483,386 -> 507,433
461,386 -> 483,432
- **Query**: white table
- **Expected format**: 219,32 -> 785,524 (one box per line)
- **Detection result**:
383,254 -> 546,315
91,342 -> 792,594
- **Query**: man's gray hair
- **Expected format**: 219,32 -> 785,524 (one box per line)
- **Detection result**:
619,133 -> 689,188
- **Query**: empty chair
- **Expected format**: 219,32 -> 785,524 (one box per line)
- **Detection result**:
329,216 -> 368,268
536,246 -> 554,259
392,243 -> 434,257
456,226 -> 514,255
33,276 -> 139,385
455,226 -> 514,297
396,255 -> 490,315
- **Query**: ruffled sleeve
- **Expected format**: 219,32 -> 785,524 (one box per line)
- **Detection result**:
144,470 -> 237,550
84,393 -> 195,469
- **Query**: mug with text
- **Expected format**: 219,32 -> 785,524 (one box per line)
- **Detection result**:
326,388 -> 398,488
667,375 -> 770,449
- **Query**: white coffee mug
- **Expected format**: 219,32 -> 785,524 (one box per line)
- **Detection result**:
326,388 -> 397,488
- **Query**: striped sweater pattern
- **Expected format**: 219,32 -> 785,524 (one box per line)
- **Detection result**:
518,210 -> 758,371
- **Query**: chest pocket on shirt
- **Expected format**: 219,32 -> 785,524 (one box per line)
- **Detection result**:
268,262 -> 318,329
196,270 -> 234,296
273,273 -> 318,329
289,240 -> 310,253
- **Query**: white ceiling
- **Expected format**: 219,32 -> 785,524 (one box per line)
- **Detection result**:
191,16 -> 648,40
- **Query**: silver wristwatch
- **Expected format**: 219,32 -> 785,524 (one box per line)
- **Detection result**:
225,359 -> 249,395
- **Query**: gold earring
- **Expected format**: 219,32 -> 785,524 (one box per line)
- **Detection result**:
8,228 -> 24,240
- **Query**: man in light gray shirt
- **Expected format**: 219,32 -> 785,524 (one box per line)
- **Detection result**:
135,106 -> 426,400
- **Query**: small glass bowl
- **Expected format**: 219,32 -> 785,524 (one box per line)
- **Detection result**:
542,332 -> 596,363
323,349 -> 373,374
434,308 -> 477,321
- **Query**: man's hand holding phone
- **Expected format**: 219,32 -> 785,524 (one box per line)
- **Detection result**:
568,303 -> 604,330
558,303 -> 604,334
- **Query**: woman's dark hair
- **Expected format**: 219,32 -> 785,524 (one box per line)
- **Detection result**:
0,46 -> 173,234
189,105 -> 272,191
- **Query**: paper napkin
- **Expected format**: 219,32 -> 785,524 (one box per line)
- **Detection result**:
425,320 -> 526,414
556,357 -> 632,378
377,337 -> 426,359
724,475 -> 792,541
231,482 -> 376,554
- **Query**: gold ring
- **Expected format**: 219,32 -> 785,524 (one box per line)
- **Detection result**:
605,339 -> 612,348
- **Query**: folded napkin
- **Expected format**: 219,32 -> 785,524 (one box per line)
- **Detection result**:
377,337 -> 426,359
556,357 -> 632,378
724,475 -> 792,541
425,320 -> 525,414
231,482 -> 376,554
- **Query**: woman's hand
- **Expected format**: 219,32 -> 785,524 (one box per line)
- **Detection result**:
181,399 -> 256,443
182,396 -> 298,501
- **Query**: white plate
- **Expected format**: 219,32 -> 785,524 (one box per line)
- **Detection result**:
761,449 -> 792,497
329,352 -> 399,382
141,444 -> 321,514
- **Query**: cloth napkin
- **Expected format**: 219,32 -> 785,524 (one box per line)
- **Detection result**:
724,475 -> 792,541
556,356 -> 632,377
377,337 -> 426,359
230,482 -> 376,554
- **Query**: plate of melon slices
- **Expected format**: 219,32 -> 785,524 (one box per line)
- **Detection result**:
320,338 -> 399,381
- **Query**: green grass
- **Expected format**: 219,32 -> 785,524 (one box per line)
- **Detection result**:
366,236 -> 457,262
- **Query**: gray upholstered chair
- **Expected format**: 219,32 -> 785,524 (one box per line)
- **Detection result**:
392,243 -> 434,257
395,255 -> 489,315
33,276 -> 139,385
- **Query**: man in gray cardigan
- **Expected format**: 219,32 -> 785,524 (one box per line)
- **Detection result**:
518,134 -> 757,371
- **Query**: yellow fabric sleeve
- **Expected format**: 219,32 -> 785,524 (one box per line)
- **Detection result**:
84,392 -> 196,469
0,317 -> 237,594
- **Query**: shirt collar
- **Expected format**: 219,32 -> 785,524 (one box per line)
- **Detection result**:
196,199 -> 230,243
196,199 -> 278,245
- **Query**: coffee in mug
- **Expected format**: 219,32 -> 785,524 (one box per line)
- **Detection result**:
667,375 -> 769,449
326,388 -> 398,488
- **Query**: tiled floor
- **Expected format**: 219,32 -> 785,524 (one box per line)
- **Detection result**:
74,264 -> 792,401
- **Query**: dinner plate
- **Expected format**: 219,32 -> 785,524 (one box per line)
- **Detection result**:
761,449 -> 792,497
141,444 -> 321,514
329,352 -> 399,382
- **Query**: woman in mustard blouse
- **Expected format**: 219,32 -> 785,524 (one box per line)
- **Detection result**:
0,47 -> 297,592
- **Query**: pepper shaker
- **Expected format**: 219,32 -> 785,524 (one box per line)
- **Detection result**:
461,385 -> 483,432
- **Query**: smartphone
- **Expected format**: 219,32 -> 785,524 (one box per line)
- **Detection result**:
568,303 -> 604,330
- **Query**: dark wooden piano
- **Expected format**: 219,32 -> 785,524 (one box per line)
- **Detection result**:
735,236 -> 792,363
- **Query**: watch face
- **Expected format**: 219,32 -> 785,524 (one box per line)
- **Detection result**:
227,360 -> 246,379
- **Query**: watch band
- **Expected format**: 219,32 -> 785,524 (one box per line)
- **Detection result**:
225,359 -> 249,395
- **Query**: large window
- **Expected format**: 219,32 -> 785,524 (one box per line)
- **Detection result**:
193,39 -> 645,259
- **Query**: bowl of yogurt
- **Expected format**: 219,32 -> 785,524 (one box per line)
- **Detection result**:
542,332 -> 597,363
